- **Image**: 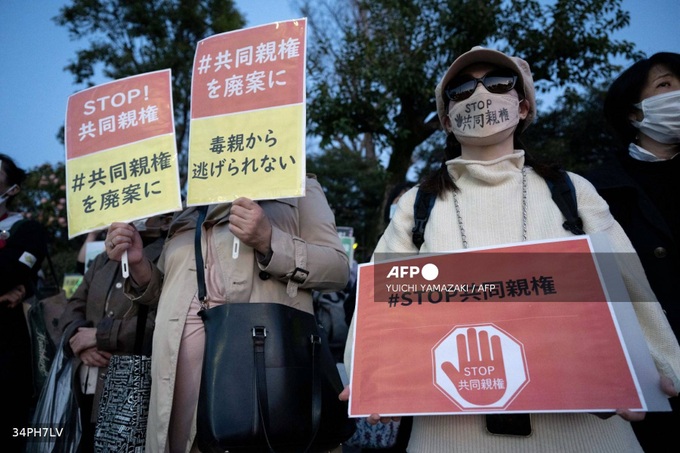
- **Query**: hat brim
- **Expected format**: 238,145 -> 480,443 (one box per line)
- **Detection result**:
436,46 -> 536,132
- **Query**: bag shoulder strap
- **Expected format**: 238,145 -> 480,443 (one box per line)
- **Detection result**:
411,188 -> 436,249
546,169 -> 585,236
194,206 -> 209,304
410,169 -> 585,247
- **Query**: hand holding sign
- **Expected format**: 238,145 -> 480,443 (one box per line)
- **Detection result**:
229,198 -> 273,257
441,327 -> 507,406
105,222 -> 152,283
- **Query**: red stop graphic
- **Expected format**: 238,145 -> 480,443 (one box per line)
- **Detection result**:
432,324 -> 529,410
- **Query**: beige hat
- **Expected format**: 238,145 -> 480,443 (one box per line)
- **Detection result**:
435,46 -> 536,132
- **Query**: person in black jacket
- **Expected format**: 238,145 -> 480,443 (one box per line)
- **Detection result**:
0,154 -> 48,452
585,52 -> 680,452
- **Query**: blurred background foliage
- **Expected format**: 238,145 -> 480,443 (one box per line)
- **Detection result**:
12,0 -> 643,268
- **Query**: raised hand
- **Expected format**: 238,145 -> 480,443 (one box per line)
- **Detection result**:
441,327 -> 507,406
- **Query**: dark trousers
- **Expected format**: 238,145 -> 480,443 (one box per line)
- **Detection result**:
77,392 -> 95,453
0,305 -> 33,453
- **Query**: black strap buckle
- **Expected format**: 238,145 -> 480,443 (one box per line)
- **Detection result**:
290,267 -> 309,284
252,326 -> 267,347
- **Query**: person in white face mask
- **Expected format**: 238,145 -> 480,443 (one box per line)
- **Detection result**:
58,214 -> 172,453
342,47 -> 680,453
586,52 -> 680,452
0,153 -> 48,453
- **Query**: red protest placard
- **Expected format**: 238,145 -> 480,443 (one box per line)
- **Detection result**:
64,70 -> 181,237
349,237 -> 648,416
190,19 -> 305,120
186,19 -> 307,204
65,70 -> 174,159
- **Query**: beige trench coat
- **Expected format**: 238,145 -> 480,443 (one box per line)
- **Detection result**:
129,177 -> 349,452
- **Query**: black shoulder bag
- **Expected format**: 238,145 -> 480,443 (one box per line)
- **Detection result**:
193,206 -> 355,453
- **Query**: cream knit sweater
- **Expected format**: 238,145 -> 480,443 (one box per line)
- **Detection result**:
345,151 -> 680,453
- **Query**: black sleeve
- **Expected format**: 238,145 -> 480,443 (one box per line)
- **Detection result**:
0,220 -> 48,296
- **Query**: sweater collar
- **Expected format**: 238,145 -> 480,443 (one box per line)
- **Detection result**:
446,150 -> 525,184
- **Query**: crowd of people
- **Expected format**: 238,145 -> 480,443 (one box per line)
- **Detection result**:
1,47 -> 679,453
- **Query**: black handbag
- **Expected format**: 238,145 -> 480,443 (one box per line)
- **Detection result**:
94,305 -> 152,452
193,206 -> 355,453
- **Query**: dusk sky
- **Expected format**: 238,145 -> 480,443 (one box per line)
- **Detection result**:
1,0 -> 679,171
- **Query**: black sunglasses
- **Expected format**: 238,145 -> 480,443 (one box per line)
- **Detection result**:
444,70 -> 518,103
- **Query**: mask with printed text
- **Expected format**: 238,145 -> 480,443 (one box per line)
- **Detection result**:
447,92 -> 520,146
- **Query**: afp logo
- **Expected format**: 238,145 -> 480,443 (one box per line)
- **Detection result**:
386,263 -> 439,281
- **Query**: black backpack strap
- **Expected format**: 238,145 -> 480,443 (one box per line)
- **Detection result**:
411,188 -> 436,249
411,171 -> 583,247
546,169 -> 585,236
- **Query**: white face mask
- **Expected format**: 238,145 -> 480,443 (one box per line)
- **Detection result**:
132,218 -> 149,231
631,90 -> 680,144
0,184 -> 18,205
447,91 -> 520,146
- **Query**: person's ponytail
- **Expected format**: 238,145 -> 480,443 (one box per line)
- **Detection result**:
418,133 -> 461,197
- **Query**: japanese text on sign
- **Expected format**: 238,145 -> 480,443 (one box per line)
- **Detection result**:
190,128 -> 297,179
65,69 -> 181,238
78,104 -> 160,141
197,38 -> 301,100
186,20 -> 307,204
70,151 -> 172,214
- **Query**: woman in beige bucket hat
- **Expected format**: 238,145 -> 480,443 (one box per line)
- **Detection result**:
343,46 -> 680,452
